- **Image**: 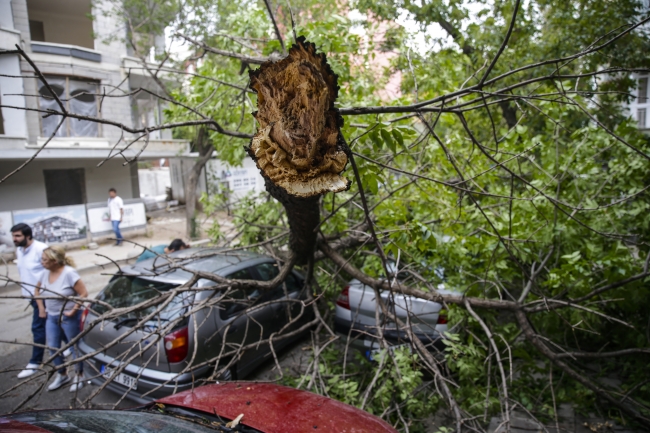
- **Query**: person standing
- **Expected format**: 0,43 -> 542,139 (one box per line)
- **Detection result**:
12,223 -> 48,379
34,246 -> 88,392
107,188 -> 124,246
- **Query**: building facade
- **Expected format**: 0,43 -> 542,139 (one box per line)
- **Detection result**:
630,75 -> 649,130
0,0 -> 188,213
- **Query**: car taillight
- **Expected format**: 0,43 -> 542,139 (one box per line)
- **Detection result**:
164,326 -> 188,363
336,286 -> 351,310
80,307 -> 89,332
437,309 -> 448,325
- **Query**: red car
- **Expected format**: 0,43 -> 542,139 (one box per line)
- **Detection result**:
0,382 -> 397,433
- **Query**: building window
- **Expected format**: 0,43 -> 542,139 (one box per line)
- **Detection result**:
29,20 -> 45,42
637,108 -> 646,129
638,77 -> 648,104
38,76 -> 99,137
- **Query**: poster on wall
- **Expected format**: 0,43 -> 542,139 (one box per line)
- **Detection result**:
0,212 -> 14,253
12,205 -> 88,244
87,201 -> 147,234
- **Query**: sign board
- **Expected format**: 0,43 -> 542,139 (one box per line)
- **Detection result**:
0,211 -> 14,253
221,168 -> 260,191
87,201 -> 147,234
13,205 -> 88,244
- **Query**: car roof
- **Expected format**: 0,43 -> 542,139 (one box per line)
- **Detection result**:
120,248 -> 273,285
157,382 -> 398,433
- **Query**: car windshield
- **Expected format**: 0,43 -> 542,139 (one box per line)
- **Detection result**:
93,276 -> 190,323
5,409 -> 262,432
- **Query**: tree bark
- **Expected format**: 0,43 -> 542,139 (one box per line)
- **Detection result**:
185,127 -> 213,239
247,37 -> 350,263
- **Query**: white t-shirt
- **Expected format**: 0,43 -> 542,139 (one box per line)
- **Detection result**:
16,240 -> 48,298
107,196 -> 124,221
38,266 -> 81,315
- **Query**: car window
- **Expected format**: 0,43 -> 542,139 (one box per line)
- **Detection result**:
269,273 -> 304,300
284,273 -> 303,293
250,262 -> 304,300
94,276 -> 189,325
220,268 -> 258,319
252,262 -> 279,281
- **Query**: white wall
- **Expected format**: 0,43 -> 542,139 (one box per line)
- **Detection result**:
138,167 -> 170,197
90,1 -> 136,145
0,55 -> 27,137
0,158 -> 136,212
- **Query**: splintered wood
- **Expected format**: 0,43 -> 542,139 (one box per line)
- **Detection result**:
248,37 -> 349,198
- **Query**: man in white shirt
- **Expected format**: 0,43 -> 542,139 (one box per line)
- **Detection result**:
12,223 -> 48,378
107,188 -> 124,246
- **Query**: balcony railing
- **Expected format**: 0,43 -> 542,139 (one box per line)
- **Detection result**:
31,42 -> 101,63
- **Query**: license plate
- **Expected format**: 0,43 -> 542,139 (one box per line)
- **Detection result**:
100,365 -> 138,390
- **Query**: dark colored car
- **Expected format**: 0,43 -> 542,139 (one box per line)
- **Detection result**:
78,248 -> 314,403
0,382 -> 398,433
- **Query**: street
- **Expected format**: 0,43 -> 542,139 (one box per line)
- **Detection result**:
0,265 -> 123,413
0,262 -> 312,414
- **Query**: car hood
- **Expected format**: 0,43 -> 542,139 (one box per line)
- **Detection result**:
156,382 -> 397,433
0,417 -> 50,432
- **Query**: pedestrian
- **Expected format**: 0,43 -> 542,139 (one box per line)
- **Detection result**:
136,238 -> 190,262
34,246 -> 88,392
107,187 -> 124,246
12,223 -> 48,379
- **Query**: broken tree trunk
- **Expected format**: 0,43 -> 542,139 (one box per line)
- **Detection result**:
247,37 -> 350,262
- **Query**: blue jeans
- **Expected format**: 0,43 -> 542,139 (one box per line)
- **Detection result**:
46,311 -> 83,375
29,300 -> 46,365
111,220 -> 123,244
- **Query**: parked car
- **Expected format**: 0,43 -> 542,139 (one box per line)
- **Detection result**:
78,248 -> 314,403
334,267 -> 458,359
0,382 -> 398,433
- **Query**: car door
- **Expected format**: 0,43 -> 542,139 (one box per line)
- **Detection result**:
216,267 -> 275,378
249,264 -> 310,351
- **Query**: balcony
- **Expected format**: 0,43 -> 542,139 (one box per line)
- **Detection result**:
0,27 -> 21,51
27,0 -> 94,49
30,41 -> 101,63
17,137 -> 191,160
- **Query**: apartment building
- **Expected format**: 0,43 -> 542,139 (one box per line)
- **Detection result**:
0,0 -> 188,213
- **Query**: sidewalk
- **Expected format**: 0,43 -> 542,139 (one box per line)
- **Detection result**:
0,212 -> 217,291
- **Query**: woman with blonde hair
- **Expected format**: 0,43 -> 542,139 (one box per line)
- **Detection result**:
34,246 -> 88,392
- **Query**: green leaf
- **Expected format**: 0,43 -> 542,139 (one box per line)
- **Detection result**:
381,129 -> 396,153
369,130 -> 383,150
391,129 -> 405,149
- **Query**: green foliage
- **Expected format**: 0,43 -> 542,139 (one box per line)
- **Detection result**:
282,345 -> 440,431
